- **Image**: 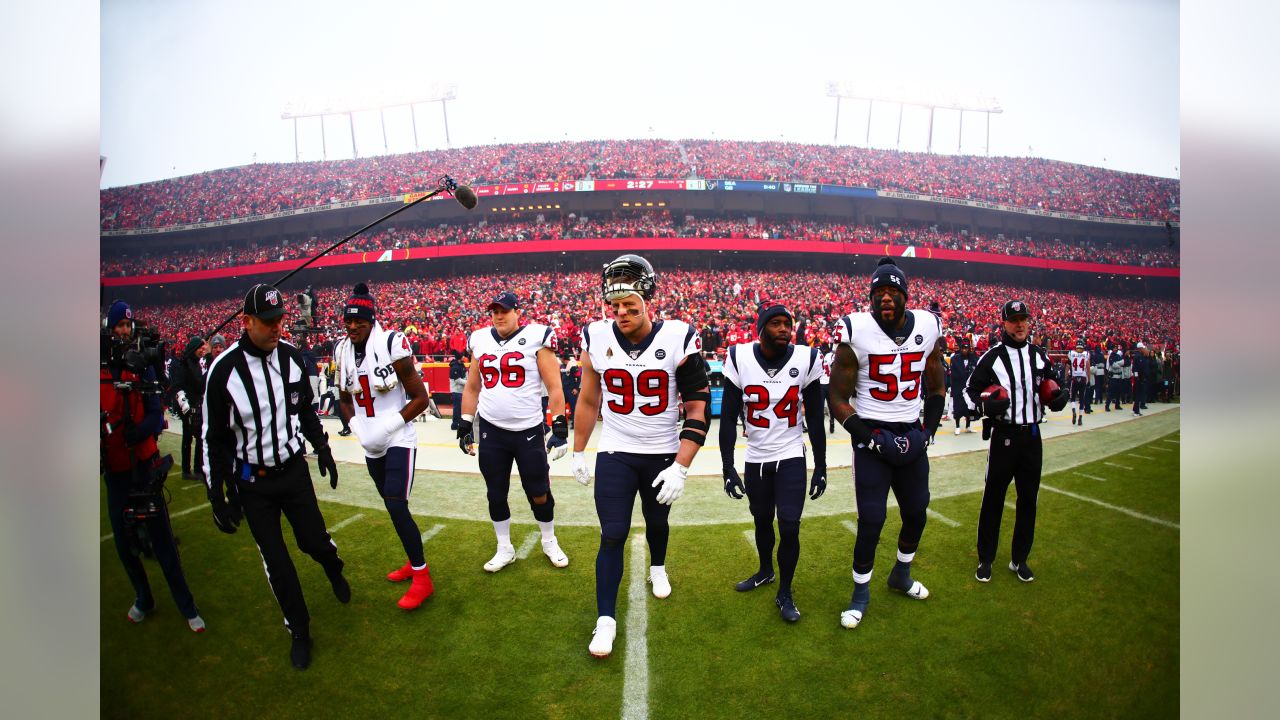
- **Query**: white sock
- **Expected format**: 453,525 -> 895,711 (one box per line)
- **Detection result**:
853,569 -> 873,584
411,562 -> 427,571
537,520 -> 556,542
493,519 -> 512,546
897,549 -> 916,564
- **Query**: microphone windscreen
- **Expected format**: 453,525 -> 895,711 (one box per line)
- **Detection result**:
454,184 -> 478,209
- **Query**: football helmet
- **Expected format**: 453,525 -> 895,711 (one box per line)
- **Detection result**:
601,254 -> 656,303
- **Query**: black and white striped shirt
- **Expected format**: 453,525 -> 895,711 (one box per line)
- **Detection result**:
202,334 -> 325,481
965,338 -> 1060,425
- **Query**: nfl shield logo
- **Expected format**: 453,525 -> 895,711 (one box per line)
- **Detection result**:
265,289 -> 280,305
290,391 -> 299,405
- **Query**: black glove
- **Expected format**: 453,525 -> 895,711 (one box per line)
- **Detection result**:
551,414 -> 568,441
809,467 -> 827,500
315,440 -> 338,489
207,482 -> 240,534
981,396 -> 1010,419
457,418 -> 475,455
723,464 -> 745,499
1047,387 -> 1069,412
224,479 -> 244,525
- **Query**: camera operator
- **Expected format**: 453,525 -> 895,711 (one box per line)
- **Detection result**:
171,336 -> 208,481
100,300 -> 206,633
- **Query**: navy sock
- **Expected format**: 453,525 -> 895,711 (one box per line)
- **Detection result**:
848,581 -> 870,612
776,519 -> 800,593
888,560 -> 913,589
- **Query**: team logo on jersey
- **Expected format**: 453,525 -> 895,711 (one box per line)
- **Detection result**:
606,347 -> 614,358
766,368 -> 779,378
915,334 -> 923,345
789,367 -> 800,377
895,436 -> 910,454
894,335 -> 907,346
518,338 -> 526,345
655,349 -> 666,360
627,350 -> 642,360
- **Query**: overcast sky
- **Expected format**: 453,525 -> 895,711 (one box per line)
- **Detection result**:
100,0 -> 1179,189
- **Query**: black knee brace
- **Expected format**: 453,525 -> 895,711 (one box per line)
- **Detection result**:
529,489 -> 555,522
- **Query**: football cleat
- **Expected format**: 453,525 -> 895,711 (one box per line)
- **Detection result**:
387,561 -> 413,582
127,603 -> 147,624
187,615 -> 206,633
397,565 -> 434,610
775,592 -> 801,623
975,562 -> 992,583
484,544 -> 517,573
1010,561 -> 1035,582
734,571 -> 775,592
648,566 -> 672,599
888,573 -> 930,600
589,616 -> 617,658
541,538 -> 569,568
839,606 -> 864,629
954,427 -> 962,436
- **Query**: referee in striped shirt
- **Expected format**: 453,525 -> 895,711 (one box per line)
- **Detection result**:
964,300 -> 1068,584
202,283 -> 346,670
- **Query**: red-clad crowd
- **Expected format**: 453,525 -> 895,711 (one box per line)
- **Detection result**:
138,269 -> 1178,364
100,211 -> 1179,278
101,139 -> 1179,231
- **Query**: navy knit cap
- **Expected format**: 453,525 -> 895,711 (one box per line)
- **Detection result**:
344,282 -> 377,323
185,336 -> 205,356
755,302 -> 794,336
106,300 -> 132,329
869,257 -> 909,300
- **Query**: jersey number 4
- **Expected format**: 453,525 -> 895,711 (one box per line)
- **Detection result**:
354,375 -> 377,417
743,385 -> 800,428
867,352 -> 925,401
478,353 -> 525,389
603,369 -> 669,416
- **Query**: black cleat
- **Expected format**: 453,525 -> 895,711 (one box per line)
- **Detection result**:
338,428 -> 352,437
290,630 -> 312,670
775,591 -> 801,622
975,562 -> 992,582
327,568 -> 351,603
734,571 -> 775,592
1009,561 -> 1035,582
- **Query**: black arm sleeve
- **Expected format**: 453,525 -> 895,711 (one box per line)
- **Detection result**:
718,380 -> 743,469
801,380 -> 826,469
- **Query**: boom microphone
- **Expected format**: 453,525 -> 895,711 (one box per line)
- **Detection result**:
441,174 -> 478,209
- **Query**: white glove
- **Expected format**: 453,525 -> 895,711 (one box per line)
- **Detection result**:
176,391 -> 191,414
571,451 -> 592,487
547,435 -> 569,461
653,461 -> 688,505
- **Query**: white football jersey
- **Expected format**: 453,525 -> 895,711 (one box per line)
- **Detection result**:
835,309 -> 941,423
820,351 -> 834,386
583,319 -> 702,454
1067,350 -> 1090,378
345,330 -> 417,456
723,342 -> 824,463
469,323 -> 555,431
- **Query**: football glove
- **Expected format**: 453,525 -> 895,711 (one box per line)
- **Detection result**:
723,464 -> 745,499
653,461 -> 688,505
979,385 -> 1011,419
546,415 -> 569,460
809,466 -> 827,500
456,415 -> 475,456
315,440 -> 339,489
207,482 -> 240,534
571,451 -> 592,487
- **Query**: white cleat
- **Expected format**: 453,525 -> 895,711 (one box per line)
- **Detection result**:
483,543 -> 517,573
648,566 -> 672,599
896,580 -> 930,600
839,608 -> 864,629
187,615 -> 206,633
127,604 -> 147,624
589,616 -> 617,657
541,538 -> 569,568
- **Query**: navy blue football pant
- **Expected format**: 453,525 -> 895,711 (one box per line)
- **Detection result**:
977,424 -> 1042,564
104,468 -> 200,620
594,451 -> 674,618
477,417 -> 554,523
366,446 -> 424,567
850,441 -> 930,576
745,456 -> 807,593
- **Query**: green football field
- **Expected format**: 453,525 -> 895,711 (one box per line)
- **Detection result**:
101,412 -> 1179,719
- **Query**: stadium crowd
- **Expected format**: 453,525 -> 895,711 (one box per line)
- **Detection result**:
137,269 -> 1178,368
101,212 -> 1179,278
101,139 -> 1179,231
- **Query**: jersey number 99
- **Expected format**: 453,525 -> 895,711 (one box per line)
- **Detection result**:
603,369 -> 669,416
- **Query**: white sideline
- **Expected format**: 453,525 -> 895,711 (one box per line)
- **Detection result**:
420,523 -> 445,543
515,531 -> 541,559
1103,461 -> 1133,471
1074,472 -> 1108,482
1041,484 -> 1178,529
622,533 -> 649,720
327,513 -> 364,533
926,509 -> 961,528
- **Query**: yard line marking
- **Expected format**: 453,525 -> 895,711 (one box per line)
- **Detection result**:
742,529 -> 755,548
1126,453 -> 1155,461
1041,484 -> 1178,529
1148,447 -> 1173,453
515,531 -> 541,559
102,502 -> 210,542
181,482 -> 204,491
1161,439 -> 1179,444
622,533 -> 649,720
841,519 -> 858,535
327,513 -> 364,533
1103,462 -> 1133,471
1074,472 -> 1108,482
420,524 -> 445,543
1005,502 -> 1017,511
926,509 -> 961,528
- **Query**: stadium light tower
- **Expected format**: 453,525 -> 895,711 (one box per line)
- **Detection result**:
282,84 -> 459,162
825,82 -> 1002,155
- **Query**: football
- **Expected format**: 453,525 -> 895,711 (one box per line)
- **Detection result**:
979,385 -> 1009,403
1038,379 -> 1061,405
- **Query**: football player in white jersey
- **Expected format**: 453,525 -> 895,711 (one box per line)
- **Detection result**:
571,254 -> 711,658
456,291 -> 570,573
719,302 -> 827,622
334,283 -> 435,611
1066,339 -> 1091,426
827,257 -> 947,630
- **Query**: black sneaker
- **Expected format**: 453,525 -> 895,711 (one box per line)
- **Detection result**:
975,562 -> 992,582
734,571 -> 775,592
338,428 -> 352,437
775,591 -> 801,623
1009,561 -> 1035,582
290,629 -> 312,670
327,568 -> 351,603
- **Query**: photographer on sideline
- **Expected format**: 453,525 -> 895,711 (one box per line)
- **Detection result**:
171,336 -> 208,481
100,300 -> 205,633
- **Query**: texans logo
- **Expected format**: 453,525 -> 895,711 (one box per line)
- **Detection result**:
895,436 -> 910,454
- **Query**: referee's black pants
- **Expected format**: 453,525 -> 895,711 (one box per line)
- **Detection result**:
976,424 -> 1042,565
180,410 -> 203,475
234,454 -> 343,633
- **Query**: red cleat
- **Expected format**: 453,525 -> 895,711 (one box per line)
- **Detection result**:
397,565 -> 434,611
386,562 -> 413,583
